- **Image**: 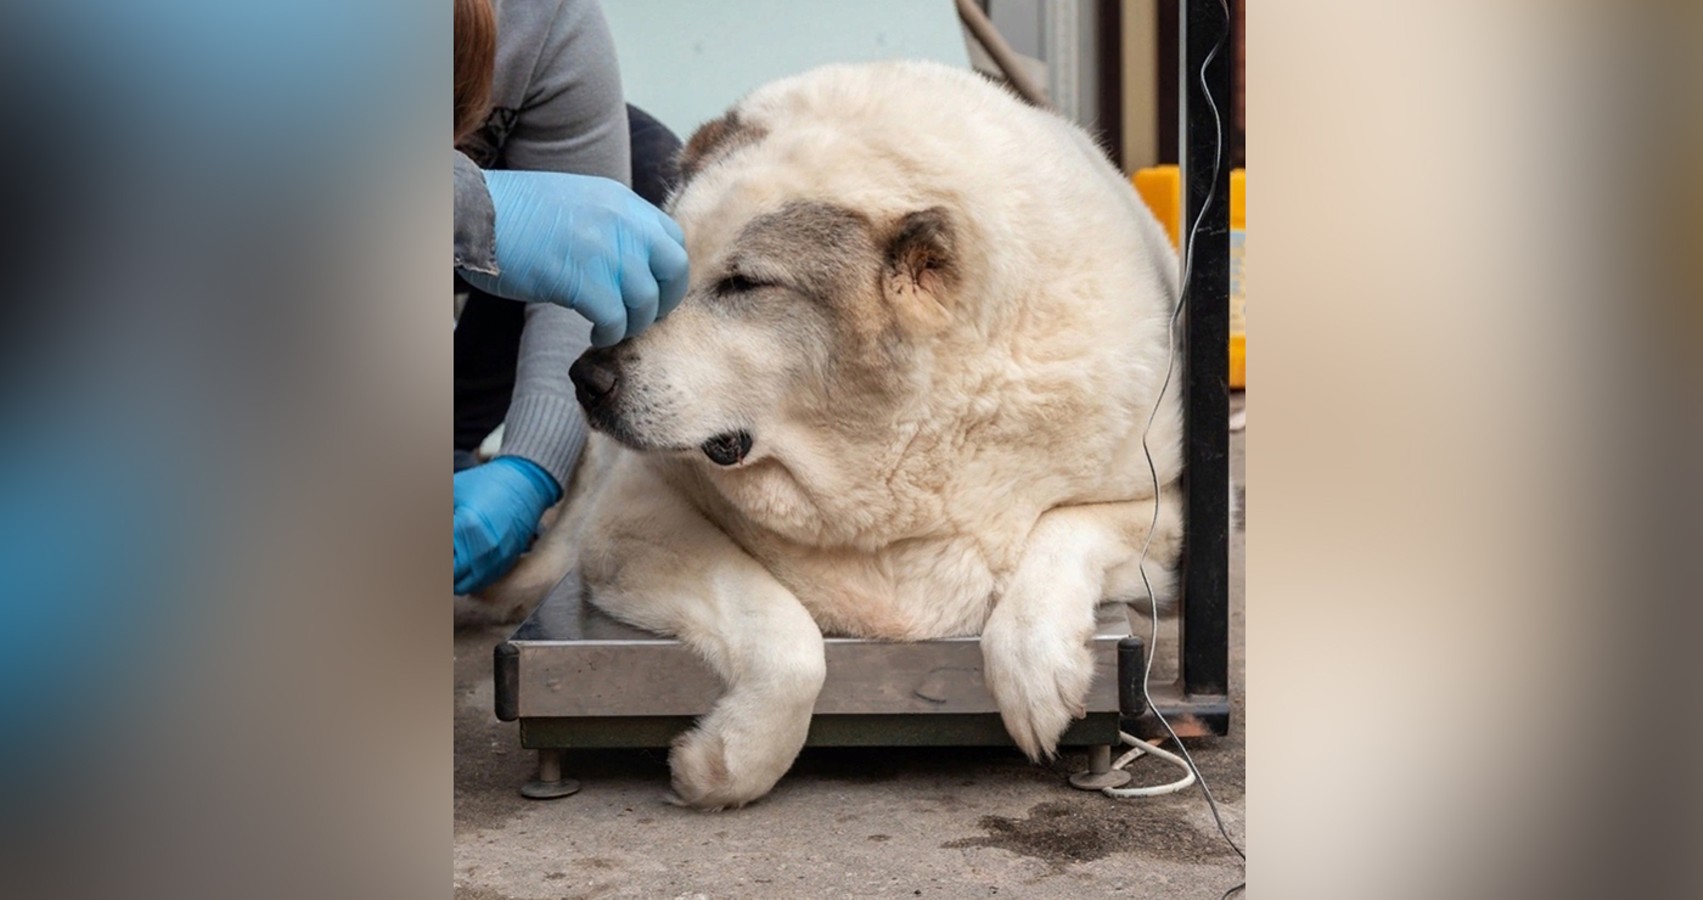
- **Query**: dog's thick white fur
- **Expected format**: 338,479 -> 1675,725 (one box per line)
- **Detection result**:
488,60 -> 1184,809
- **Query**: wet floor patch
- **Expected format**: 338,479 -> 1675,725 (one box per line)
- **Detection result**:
945,798 -> 1234,867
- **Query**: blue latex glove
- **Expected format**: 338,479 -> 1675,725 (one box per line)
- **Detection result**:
462,169 -> 690,347
453,456 -> 563,595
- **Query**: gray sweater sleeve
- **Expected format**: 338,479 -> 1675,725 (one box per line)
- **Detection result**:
487,0 -> 631,489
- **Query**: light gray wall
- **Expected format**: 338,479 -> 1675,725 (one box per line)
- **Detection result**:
603,1 -> 1108,142
601,0 -> 971,140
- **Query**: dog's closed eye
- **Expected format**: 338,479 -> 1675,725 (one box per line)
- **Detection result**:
715,273 -> 772,295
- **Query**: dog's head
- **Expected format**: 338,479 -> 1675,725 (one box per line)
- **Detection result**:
570,70 -> 1004,543
568,61 -> 1174,547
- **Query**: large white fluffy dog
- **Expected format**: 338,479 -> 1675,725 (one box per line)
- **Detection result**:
493,60 -> 1184,809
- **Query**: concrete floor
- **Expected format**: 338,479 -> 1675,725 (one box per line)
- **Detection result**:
455,397 -> 1245,899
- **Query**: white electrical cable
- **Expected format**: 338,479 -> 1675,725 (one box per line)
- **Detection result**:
1101,731 -> 1196,798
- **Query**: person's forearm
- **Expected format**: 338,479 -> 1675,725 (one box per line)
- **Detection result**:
497,303 -> 593,489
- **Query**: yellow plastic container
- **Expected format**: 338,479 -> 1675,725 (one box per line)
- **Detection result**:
1132,166 -> 1246,389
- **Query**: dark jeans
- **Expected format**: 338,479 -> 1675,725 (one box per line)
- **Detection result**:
454,104 -> 682,462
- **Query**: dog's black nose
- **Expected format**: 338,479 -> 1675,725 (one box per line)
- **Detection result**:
569,352 -> 619,408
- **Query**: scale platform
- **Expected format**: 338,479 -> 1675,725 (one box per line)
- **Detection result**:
495,572 -> 1149,797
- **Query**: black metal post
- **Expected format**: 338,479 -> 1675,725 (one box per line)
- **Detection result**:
1179,0 -> 1231,702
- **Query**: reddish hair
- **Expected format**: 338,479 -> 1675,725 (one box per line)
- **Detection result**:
454,0 -> 497,145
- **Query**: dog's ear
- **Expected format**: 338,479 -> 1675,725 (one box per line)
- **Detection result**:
881,206 -> 958,330
676,111 -> 764,186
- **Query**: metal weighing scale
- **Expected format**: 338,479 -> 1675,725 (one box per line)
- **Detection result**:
496,573 -> 1153,798
492,0 -> 1234,800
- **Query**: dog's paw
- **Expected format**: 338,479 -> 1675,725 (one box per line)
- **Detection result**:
668,729 -> 737,810
983,629 -> 1095,762
667,727 -> 779,811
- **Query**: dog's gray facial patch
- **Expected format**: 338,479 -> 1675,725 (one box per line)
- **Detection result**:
713,201 -> 876,306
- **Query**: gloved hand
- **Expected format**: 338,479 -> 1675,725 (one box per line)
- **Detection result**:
461,169 -> 690,347
453,456 -> 563,595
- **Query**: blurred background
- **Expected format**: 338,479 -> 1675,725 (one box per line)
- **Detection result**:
0,1 -> 1697,899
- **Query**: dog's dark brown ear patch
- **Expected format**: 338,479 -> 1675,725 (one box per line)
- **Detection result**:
881,207 -> 958,329
676,111 -> 764,186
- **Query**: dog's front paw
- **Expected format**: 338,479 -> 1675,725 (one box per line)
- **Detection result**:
666,726 -> 789,811
667,728 -> 738,810
983,628 -> 1095,761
